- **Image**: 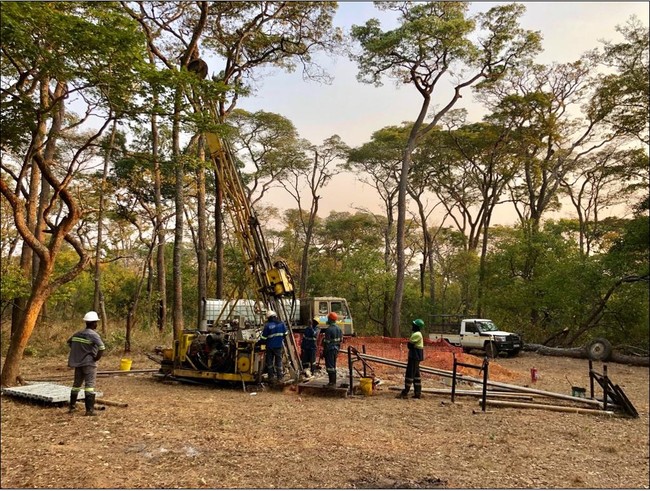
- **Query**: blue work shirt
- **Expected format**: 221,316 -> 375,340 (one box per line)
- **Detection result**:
301,325 -> 319,350
260,320 -> 287,349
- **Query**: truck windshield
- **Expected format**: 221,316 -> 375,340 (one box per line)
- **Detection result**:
477,321 -> 498,332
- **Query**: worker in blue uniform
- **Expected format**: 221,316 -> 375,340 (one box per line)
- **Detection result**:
301,317 -> 320,375
322,312 -> 342,387
259,310 -> 287,383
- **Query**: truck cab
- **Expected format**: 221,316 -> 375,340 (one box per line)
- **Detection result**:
299,297 -> 354,336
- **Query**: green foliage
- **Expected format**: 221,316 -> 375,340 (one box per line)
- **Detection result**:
0,264 -> 30,313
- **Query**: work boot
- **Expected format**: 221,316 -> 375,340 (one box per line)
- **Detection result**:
396,390 -> 408,399
326,372 -> 336,387
68,390 -> 79,413
84,392 -> 97,416
412,393 -> 424,399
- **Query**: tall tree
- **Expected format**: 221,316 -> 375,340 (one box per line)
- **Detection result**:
124,1 -> 210,340
280,135 -> 349,296
351,2 -> 541,335
347,126 -> 403,334
198,2 -> 343,298
595,16 -> 649,146
0,3 -> 145,386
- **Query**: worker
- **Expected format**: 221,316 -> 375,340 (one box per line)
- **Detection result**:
259,310 -> 287,384
397,318 -> 425,399
322,312 -> 342,387
301,317 -> 320,375
67,311 -> 105,416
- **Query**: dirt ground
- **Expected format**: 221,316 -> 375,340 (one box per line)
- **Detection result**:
1,350 -> 648,489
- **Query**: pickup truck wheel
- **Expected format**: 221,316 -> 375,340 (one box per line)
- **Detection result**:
462,347 -> 472,354
485,341 -> 498,359
587,338 -> 612,361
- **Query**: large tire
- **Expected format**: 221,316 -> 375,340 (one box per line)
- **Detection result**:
587,338 -> 612,361
485,341 -> 498,359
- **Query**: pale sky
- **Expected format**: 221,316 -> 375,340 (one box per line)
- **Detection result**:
238,2 -> 649,226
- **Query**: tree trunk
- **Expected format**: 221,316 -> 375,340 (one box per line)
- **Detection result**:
171,77 -> 186,340
214,172 -> 224,298
196,142 -> 207,329
525,343 -> 649,367
1,293 -> 48,387
299,194 -> 319,297
11,186 -> 37,335
124,243 -> 154,353
391,146 -> 415,337
94,120 -> 116,334
152,106 -> 167,333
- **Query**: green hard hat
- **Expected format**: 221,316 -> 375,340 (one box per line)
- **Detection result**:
412,319 -> 425,329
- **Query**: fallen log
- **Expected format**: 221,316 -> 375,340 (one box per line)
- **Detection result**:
524,344 -> 649,367
480,399 -> 615,417
95,398 -> 128,408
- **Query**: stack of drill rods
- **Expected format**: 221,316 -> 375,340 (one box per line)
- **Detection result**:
349,351 -> 604,408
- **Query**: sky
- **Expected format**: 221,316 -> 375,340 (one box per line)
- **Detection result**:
237,2 -> 649,226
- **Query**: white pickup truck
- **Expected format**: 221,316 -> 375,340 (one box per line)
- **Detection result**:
428,316 -> 523,358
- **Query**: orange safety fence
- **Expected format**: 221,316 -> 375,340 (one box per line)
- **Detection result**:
292,334 -> 518,382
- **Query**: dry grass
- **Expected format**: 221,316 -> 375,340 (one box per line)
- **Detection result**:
1,350 -> 648,489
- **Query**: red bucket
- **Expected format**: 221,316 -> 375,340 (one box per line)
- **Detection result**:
530,367 -> 539,383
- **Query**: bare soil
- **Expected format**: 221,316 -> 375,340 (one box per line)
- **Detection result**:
1,350 -> 648,489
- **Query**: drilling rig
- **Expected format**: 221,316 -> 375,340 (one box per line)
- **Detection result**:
159,64 -> 304,385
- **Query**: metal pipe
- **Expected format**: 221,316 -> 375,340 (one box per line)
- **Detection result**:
353,351 -> 604,408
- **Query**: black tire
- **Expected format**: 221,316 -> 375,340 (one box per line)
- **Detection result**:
485,341 -> 498,359
508,348 -> 521,357
587,338 -> 612,361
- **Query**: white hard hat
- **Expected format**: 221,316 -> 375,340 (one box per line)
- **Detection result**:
83,311 -> 100,322
267,310 -> 277,318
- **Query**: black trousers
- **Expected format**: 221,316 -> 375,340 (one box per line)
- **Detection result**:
402,358 -> 421,396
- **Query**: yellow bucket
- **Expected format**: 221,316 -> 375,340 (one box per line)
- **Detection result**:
119,358 -> 132,371
359,377 -> 373,396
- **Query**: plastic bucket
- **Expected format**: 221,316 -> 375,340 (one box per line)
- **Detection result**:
359,377 -> 373,396
572,386 -> 586,398
120,358 -> 132,371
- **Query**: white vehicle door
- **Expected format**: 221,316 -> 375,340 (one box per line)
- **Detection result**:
462,321 -> 483,348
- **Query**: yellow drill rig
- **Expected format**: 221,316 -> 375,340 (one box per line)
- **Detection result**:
159,68 -> 303,386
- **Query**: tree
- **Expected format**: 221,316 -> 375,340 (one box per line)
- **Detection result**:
560,146 -> 648,256
199,1 -> 343,298
0,3 -> 145,386
347,126 -> 403,334
228,109 -> 307,207
280,135 -> 349,296
351,2 -> 541,336
595,16 -> 649,146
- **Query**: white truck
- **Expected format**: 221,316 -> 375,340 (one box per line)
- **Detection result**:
428,315 -> 523,358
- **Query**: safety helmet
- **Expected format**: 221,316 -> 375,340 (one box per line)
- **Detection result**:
327,312 -> 338,322
412,318 -> 425,330
312,317 -> 320,324
83,311 -> 100,322
267,310 -> 277,318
